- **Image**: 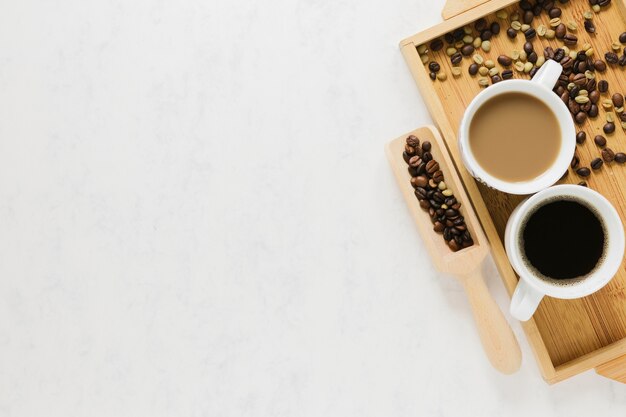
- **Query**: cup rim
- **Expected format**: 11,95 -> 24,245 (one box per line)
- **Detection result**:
504,184 -> 625,299
459,80 -> 576,195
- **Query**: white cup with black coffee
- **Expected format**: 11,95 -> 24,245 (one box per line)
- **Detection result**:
504,184 -> 625,321
458,60 -> 576,195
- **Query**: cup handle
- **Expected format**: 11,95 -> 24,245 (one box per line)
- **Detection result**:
530,59 -> 562,89
510,279 -> 544,321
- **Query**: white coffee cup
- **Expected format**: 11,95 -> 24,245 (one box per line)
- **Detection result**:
458,60 -> 576,195
505,184 -> 625,321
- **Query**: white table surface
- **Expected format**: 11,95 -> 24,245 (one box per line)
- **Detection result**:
1,0 -> 626,415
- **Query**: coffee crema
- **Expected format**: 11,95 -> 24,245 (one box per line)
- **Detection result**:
468,92 -> 561,182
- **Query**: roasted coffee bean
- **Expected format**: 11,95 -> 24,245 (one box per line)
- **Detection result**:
589,104 -> 599,117
403,151 -> 412,164
451,52 -> 463,65
461,45 -> 475,56
615,152 -> 626,163
429,72 -> 436,80
529,67 -> 539,78
573,73 -> 587,86
405,144 -> 416,155
430,38 -> 444,51
563,34 -> 578,45
523,41 -> 534,54
415,187 -> 428,200
443,228 -> 452,241
549,8 -> 562,18
620,32 -> 626,44
621,113 -> 626,122
606,52 -> 619,64
523,10 -> 534,24
619,55 -> 626,66
604,122 -> 616,134
468,63 -> 479,75
545,46 -> 555,59
406,135 -> 419,148
491,75 -> 502,84
592,59 -> 606,72
561,91 -> 570,104
502,69 -> 513,79
576,167 -> 591,177
432,192 -> 445,204
575,112 -> 587,124
411,175 -> 428,188
560,56 -> 573,70
584,20 -> 596,34
453,28 -> 465,41
586,78 -> 596,92
433,170 -> 444,183
426,159 -> 439,174
428,62 -> 441,73
590,90 -> 600,104
555,23 -> 566,39
613,93 -> 624,108
554,48 -> 565,61
591,158 -> 603,170
598,79 -> 609,92
524,28 -> 536,40
433,222 -> 445,233
602,148 -> 615,162
481,30 -> 493,41
594,135 -> 607,147
520,0 -> 532,10
571,154 -> 580,168
448,239 -> 460,252
420,199 -> 430,210
578,181 -> 588,187
491,22 -> 500,35
444,32 -> 455,44
569,100 -> 581,114
507,28 -> 518,39
422,141 -> 431,152
474,18 -> 487,31
528,52 -> 538,64
497,54 -> 512,66
576,131 -> 587,144
409,155 -> 423,167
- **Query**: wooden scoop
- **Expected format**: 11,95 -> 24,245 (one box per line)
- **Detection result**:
385,125 -> 521,374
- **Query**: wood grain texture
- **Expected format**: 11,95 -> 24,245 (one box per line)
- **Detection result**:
442,0 -> 491,20
399,0 -> 626,383
385,126 -> 521,374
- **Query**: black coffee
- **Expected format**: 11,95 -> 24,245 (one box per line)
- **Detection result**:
521,198 -> 605,280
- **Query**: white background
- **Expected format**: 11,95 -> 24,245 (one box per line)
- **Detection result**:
1,0 -> 626,415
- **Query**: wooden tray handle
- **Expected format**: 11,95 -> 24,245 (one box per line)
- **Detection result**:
596,355 -> 626,383
442,0 -> 491,20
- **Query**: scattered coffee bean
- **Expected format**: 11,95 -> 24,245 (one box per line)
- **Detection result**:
578,181 -> 588,187
620,32 -> 626,44
497,54 -> 512,66
591,157 -> 603,170
604,122 -> 616,134
598,80 -> 609,92
491,22 -> 500,35
502,69 -> 513,79
575,112 -> 587,124
576,167 -> 591,177
549,8 -> 562,18
576,131 -> 587,144
563,34 -> 578,45
422,141 -> 431,152
430,38 -> 444,51
615,152 -> 626,163
594,135 -> 607,147
524,41 -> 534,54
602,148 -> 615,162
507,28 -> 518,38
606,52 -> 619,64
613,93 -> 624,108
584,20 -> 596,34
428,62 -> 441,73
461,45 -> 474,56
571,154 -> 580,168
451,52 -> 463,65
524,28 -> 536,40
555,23 -> 567,39
468,63 -> 479,75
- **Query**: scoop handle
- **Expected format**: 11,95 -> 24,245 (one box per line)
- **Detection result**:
460,267 -> 522,374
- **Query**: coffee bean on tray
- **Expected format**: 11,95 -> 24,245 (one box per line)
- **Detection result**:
576,167 -> 591,177
497,55 -> 512,66
591,158 -> 604,170
613,93 -> 624,108
604,122 -> 616,134
576,131 -> 587,144
595,135 -> 607,147
615,153 -> 626,164
602,148 -> 615,162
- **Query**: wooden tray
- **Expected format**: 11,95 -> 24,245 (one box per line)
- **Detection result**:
397,0 -> 626,383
